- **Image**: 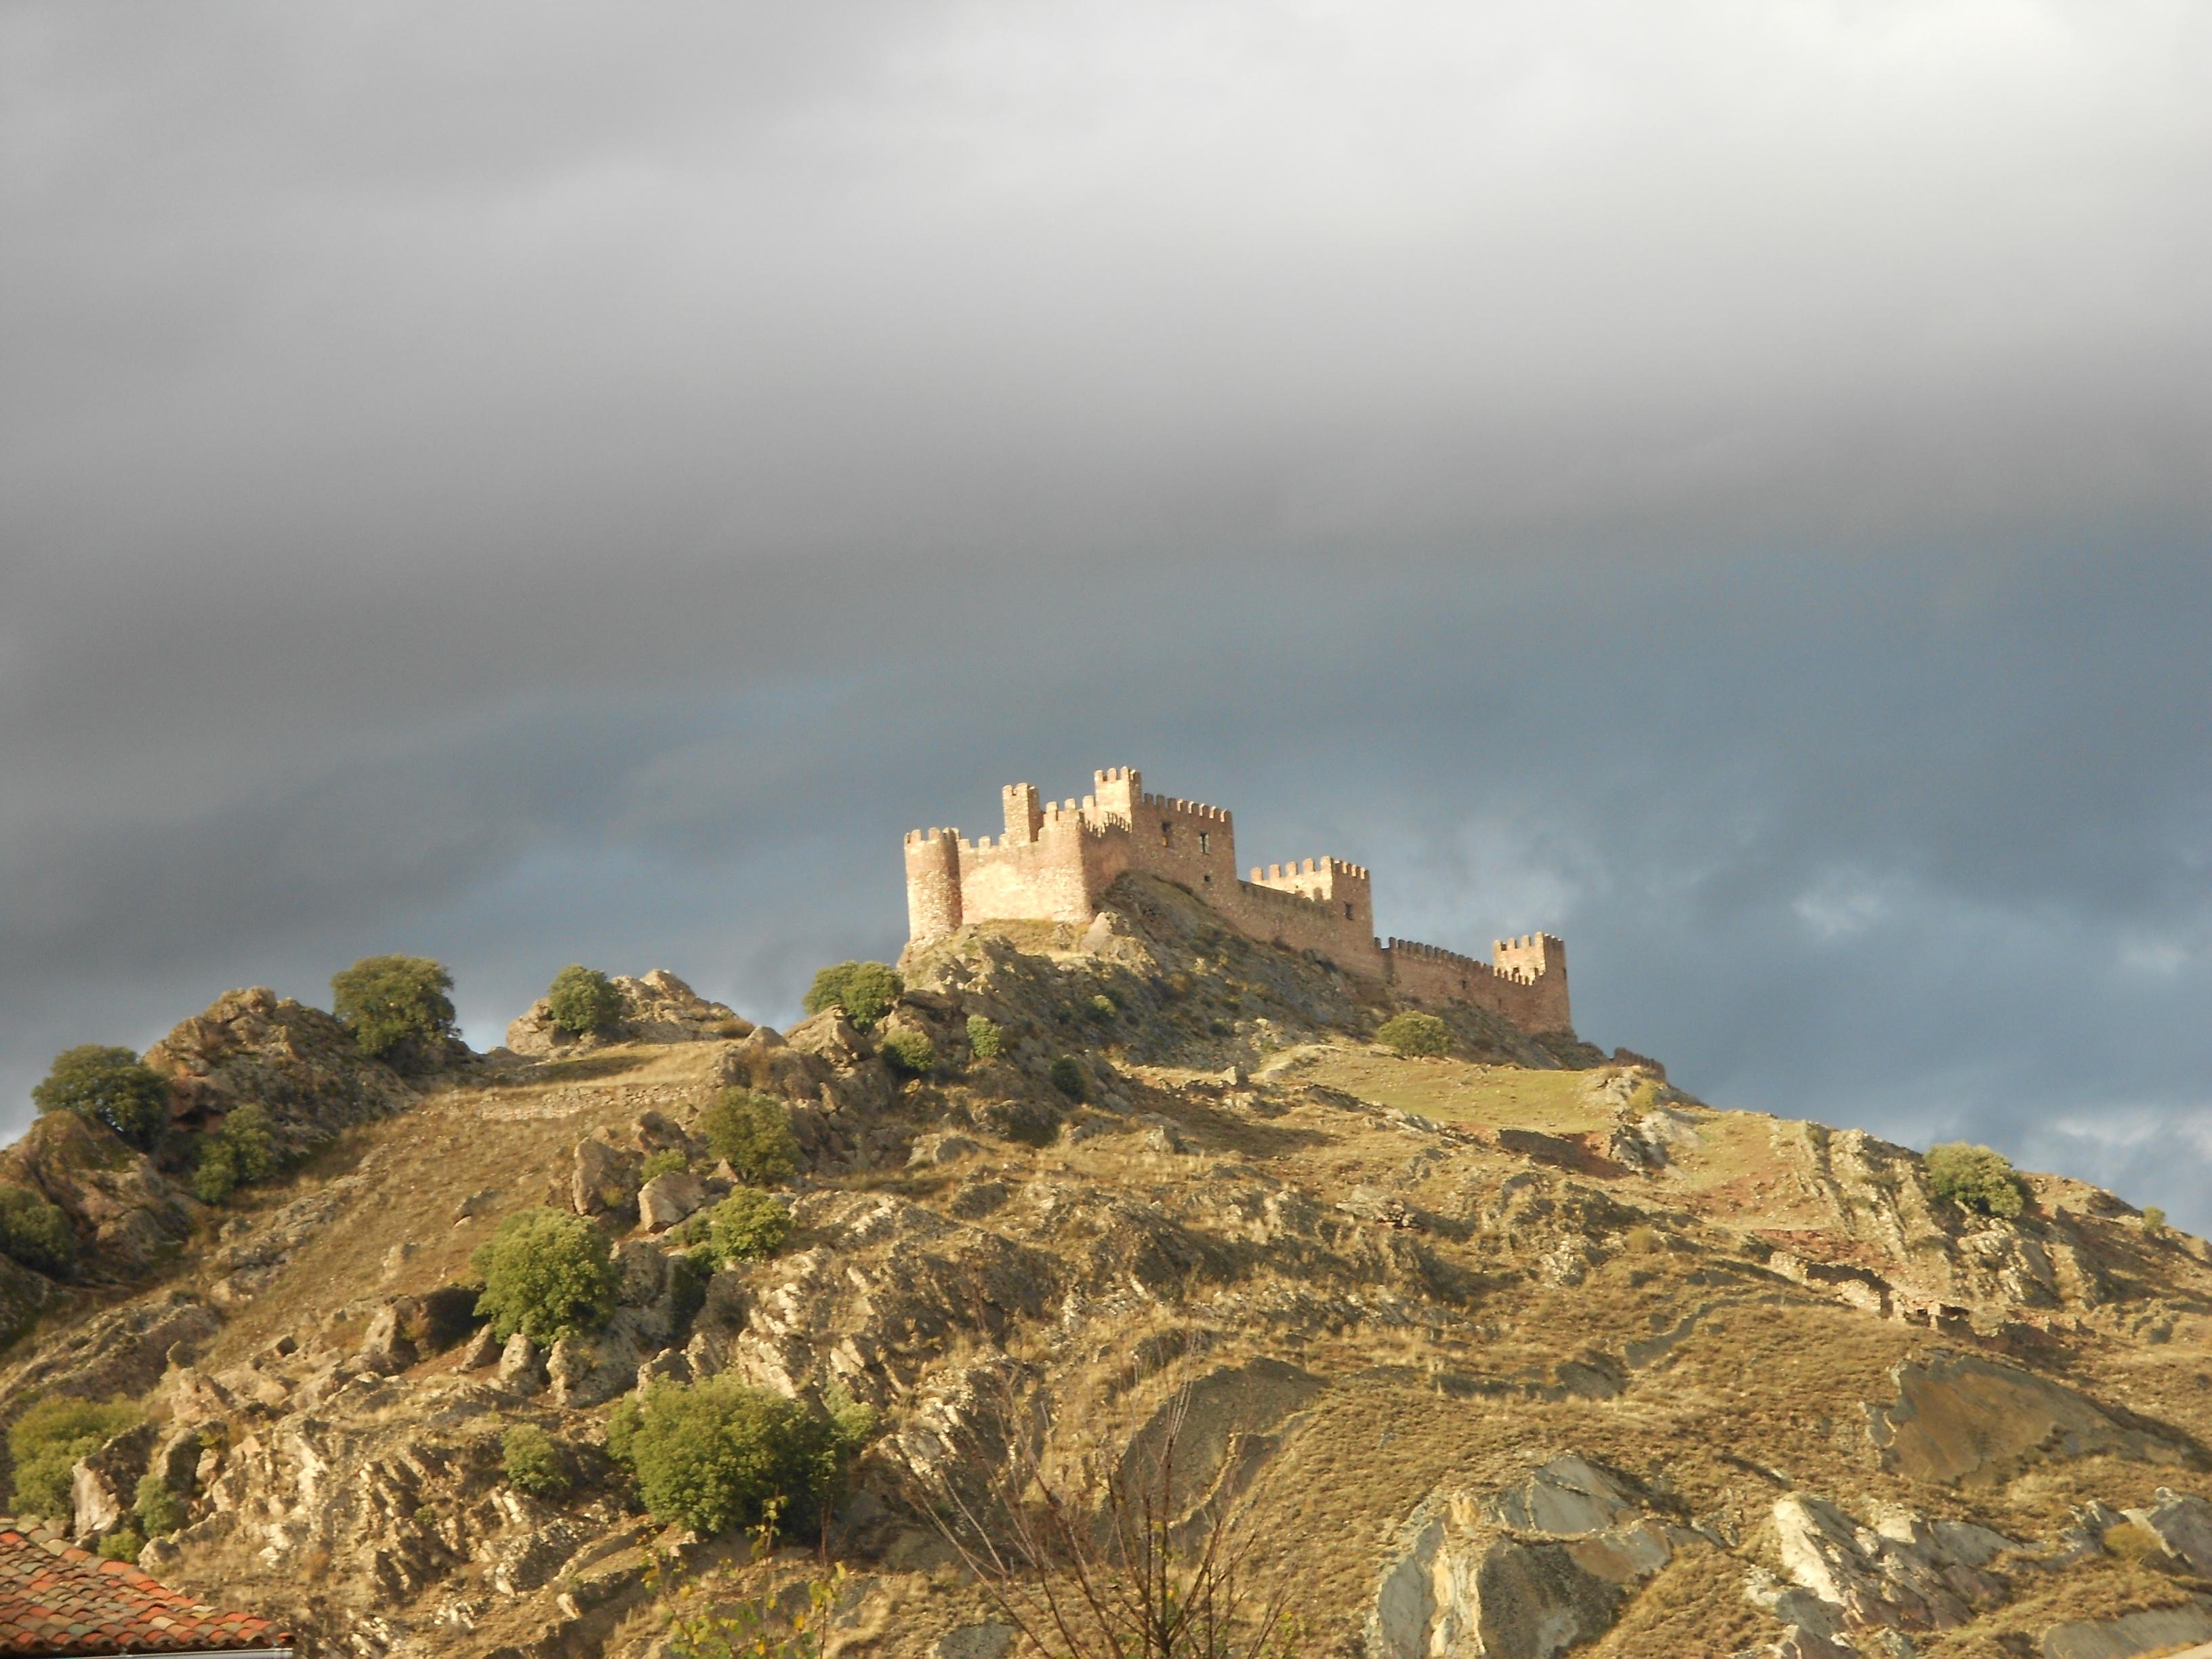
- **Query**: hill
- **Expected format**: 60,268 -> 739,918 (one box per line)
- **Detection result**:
4,874 -> 2211,1659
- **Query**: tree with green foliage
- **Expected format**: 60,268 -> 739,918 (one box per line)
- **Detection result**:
0,1184 -> 75,1275
1049,1056 -> 1087,1100
699,1089 -> 798,1186
640,1148 -> 691,1183
2144,1206 -> 2169,1238
697,1190 -> 791,1265
471,1208 -> 618,1345
331,955 -> 457,1069
31,1045 -> 170,1149
878,1028 -> 936,1077
966,1015 -> 1004,1062
547,965 -> 628,1038
192,1103 -> 279,1204
1375,1012 -> 1450,1059
134,1469 -> 186,1537
7,1396 -> 141,1520
503,1423 -> 573,1498
801,962 -> 903,1029
1925,1143 -> 2026,1221
608,1376 -> 872,1538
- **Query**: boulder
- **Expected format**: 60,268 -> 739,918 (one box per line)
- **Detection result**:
638,1172 -> 708,1232
70,1420 -> 157,1542
357,1301 -> 419,1375
2123,1489 -> 2212,1575
613,1238 -> 670,1306
455,1324 -> 503,1370
497,1332 -> 546,1394
571,1135 -> 642,1218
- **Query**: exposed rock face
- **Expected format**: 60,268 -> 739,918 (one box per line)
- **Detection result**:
0,1109 -> 191,1277
636,1170 -> 706,1231
70,1418 -> 157,1542
1866,1353 -> 2196,1485
142,985 -> 417,1142
506,968 -> 746,1055
1767,1492 -> 2009,1633
2039,1601 -> 2212,1659
571,1134 -> 642,1218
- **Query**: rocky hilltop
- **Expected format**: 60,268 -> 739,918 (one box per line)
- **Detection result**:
5,874 -> 2212,1659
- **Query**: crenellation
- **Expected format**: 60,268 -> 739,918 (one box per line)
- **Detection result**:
904,764 -> 1569,1033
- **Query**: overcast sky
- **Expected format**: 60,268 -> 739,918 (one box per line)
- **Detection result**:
5,2 -> 2208,1223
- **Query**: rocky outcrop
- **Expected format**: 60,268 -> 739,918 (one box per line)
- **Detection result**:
142,985 -> 417,1141
506,969 -> 747,1055
0,1110 -> 191,1277
1866,1353 -> 2197,1485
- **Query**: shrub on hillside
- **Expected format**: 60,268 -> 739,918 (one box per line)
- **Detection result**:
879,1028 -> 936,1078
7,1396 -> 141,1521
192,1102 -> 278,1204
32,1045 -> 170,1149
1048,1056 -> 1087,1100
607,1376 -> 872,1537
1376,1012 -> 1450,1059
134,1470 -> 186,1538
802,961 -> 903,1029
331,955 -> 457,1069
701,1190 -> 791,1265
0,1184 -> 75,1276
966,1015 -> 1004,1062
97,1528 -> 144,1561
546,965 -> 628,1038
639,1148 -> 691,1183
2144,1206 -> 2169,1238
503,1424 -> 573,1499
699,1089 -> 798,1186
1925,1143 -> 2026,1221
471,1208 -> 618,1345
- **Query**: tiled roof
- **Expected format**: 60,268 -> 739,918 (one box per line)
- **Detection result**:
0,1516 -> 290,1656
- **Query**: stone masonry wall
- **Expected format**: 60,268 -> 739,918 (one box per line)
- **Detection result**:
903,766 -> 1570,1033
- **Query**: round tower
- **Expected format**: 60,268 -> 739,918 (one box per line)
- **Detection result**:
904,828 -> 964,943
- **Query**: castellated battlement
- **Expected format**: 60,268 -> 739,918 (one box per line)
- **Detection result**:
904,765 -> 1570,1034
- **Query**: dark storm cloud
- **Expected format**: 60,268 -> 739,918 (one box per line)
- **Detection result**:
3,4 -> 2208,1218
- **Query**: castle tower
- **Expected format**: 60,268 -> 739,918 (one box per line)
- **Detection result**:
1091,766 -> 1142,824
1492,933 -> 1570,1030
1002,783 -> 1044,845
904,828 -> 963,943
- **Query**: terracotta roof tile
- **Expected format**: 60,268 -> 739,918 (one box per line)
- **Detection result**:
0,1517 -> 290,1656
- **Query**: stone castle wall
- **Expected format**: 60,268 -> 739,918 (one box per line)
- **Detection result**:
903,766 -> 1571,1033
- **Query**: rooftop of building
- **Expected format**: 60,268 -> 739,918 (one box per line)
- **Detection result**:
0,1517 -> 290,1658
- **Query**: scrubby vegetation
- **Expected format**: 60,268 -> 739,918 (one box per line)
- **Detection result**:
640,1148 -> 691,1183
134,1469 -> 187,1537
32,1044 -> 170,1148
802,961 -> 903,1029
700,1088 -> 798,1186
689,1190 -> 791,1265
6,1395 -> 140,1520
1376,1011 -> 1451,1059
878,1028 -> 936,1077
503,1423 -> 573,1499
1049,1056 -> 1086,1099
607,1377 -> 873,1537
471,1208 -> 618,1344
547,964 -> 628,1038
966,1015 -> 1005,1061
0,1183 -> 75,1275
1926,1142 -> 2026,1221
331,955 -> 457,1069
192,1101 -> 278,1204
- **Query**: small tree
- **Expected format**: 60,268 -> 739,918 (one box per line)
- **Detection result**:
1049,1057 -> 1087,1101
192,1103 -> 278,1204
701,1190 -> 792,1265
700,1089 -> 798,1186
32,1045 -> 170,1149
547,965 -> 628,1038
0,1183 -> 75,1275
7,1396 -> 141,1520
607,1377 -> 868,1538
134,1469 -> 187,1537
802,962 -> 903,1029
1925,1143 -> 2026,1221
1376,1012 -> 1450,1059
880,1029 -> 937,1078
2143,1206 -> 2169,1238
471,1208 -> 618,1345
968,1016 -> 1006,1062
640,1148 -> 691,1183
503,1424 -> 573,1498
331,955 -> 457,1069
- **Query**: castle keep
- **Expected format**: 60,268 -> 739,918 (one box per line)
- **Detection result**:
904,766 -> 1570,1033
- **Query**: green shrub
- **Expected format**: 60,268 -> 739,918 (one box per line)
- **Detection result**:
704,1190 -> 791,1265
191,1103 -> 278,1205
546,965 -> 628,1038
607,1377 -> 867,1537
801,962 -> 903,1029
7,1396 -> 141,1520
1376,1012 -> 1450,1059
0,1184 -> 75,1275
331,955 -> 457,1069
32,1045 -> 171,1149
503,1424 -> 573,1499
97,1527 -> 144,1561
1090,994 -> 1118,1021
639,1148 -> 691,1183
1925,1143 -> 2026,1221
699,1089 -> 798,1186
470,1208 -> 618,1345
1048,1056 -> 1086,1100
878,1029 -> 936,1078
1206,1018 -> 1232,1038
2144,1206 -> 2168,1237
966,1015 -> 1004,1062
134,1470 -> 186,1537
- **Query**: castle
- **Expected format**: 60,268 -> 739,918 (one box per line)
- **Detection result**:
904,766 -> 1570,1033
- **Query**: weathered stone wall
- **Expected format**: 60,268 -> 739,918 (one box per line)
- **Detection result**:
901,765 -> 1570,1033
